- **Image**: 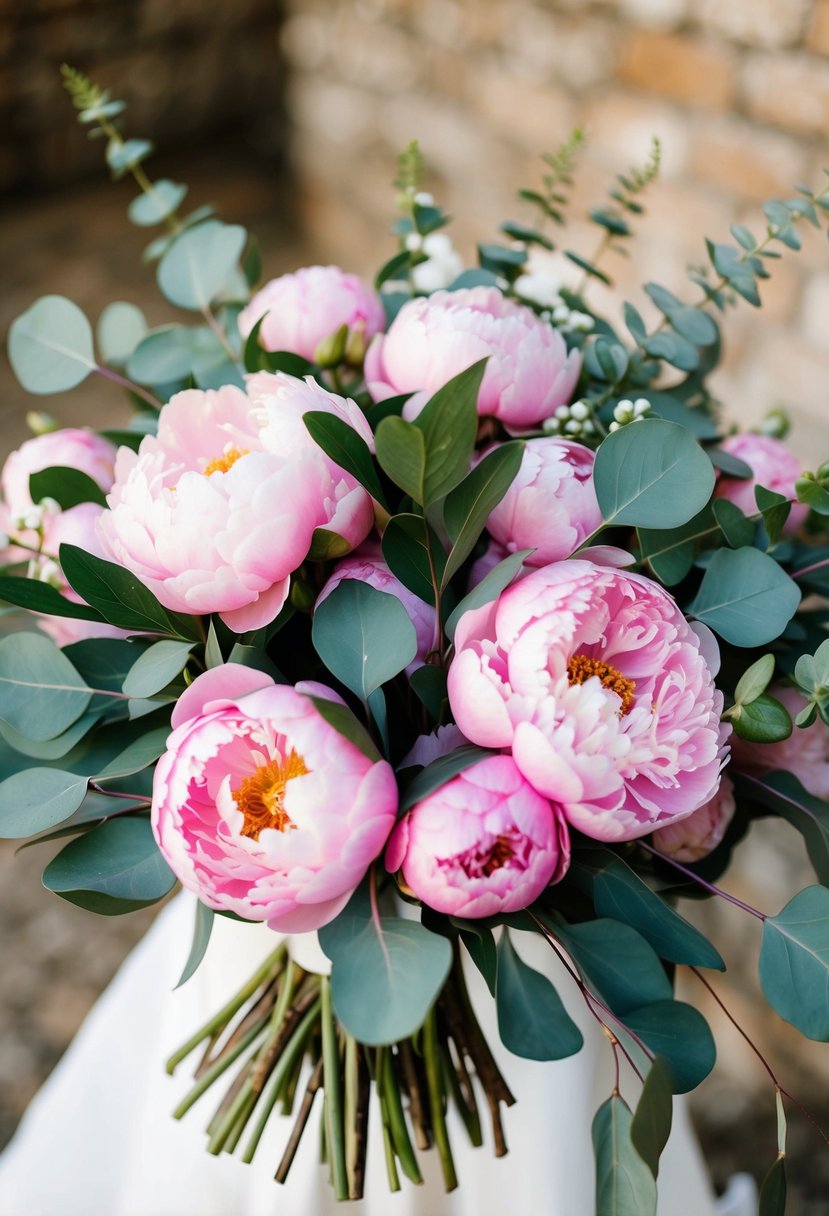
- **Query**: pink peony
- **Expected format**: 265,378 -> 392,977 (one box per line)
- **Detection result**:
34,504 -> 127,647
316,548 -> 436,671
364,286 -> 582,430
732,683 -> 829,800
1,427 -> 116,512
386,754 -> 569,917
247,372 -> 375,552
152,665 -> 399,932
237,265 -> 385,362
447,561 -> 729,842
484,438 -> 601,566
714,433 -> 807,534
652,774 -> 736,862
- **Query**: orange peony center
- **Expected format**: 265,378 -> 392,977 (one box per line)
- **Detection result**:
566,653 -> 636,716
232,750 -> 309,841
203,447 -> 248,477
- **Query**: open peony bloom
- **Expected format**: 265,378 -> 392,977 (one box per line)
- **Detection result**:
714,433 -> 808,534
237,265 -> 385,362
386,754 -> 569,917
652,773 -> 736,862
152,665 -> 399,932
484,437 -> 601,565
364,286 -> 582,430
316,548 -> 436,671
448,561 -> 729,842
99,380 -> 373,632
732,683 -> 829,800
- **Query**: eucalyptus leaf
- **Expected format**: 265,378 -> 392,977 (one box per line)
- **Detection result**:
121,640 -> 194,700
758,1156 -> 786,1216
620,1001 -> 716,1093
312,581 -> 417,703
400,744 -> 490,810
93,727 -> 171,782
445,549 -> 532,640
127,180 -> 187,227
731,694 -> 792,744
408,665 -> 448,723
308,697 -> 380,763
712,499 -> 755,549
157,221 -> 247,311
755,485 -> 791,547
8,296 -> 96,394
740,772 -> 829,887
630,1058 -> 673,1179
733,654 -> 775,706
0,768 -> 88,839
688,547 -> 800,647
496,932 -> 584,1061
442,442 -> 524,587
592,1095 -> 657,1216
0,633 -> 91,742
97,302 -> 147,366
554,918 -> 672,1016
127,326 -> 198,385
42,815 -> 176,914
759,884 -> 829,1040
593,420 -> 714,529
175,900 -> 215,989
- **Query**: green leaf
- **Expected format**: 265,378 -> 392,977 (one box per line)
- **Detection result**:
127,180 -> 187,227
706,241 -> 760,306
641,331 -> 699,372
459,926 -> 498,995
592,1095 -> 657,1216
0,710 -> 102,762
758,1156 -> 786,1216
577,851 -> 724,970
157,220 -> 247,311
593,420 -> 715,529
759,885 -> 829,1040
642,393 -> 719,441
712,499 -> 755,548
637,507 -> 713,587
555,919 -> 672,1016
312,581 -> 417,703
733,654 -> 775,706
730,224 -> 756,251
731,694 -> 792,744
307,697 -> 380,763
400,744 -> 490,810
205,620 -> 224,669
688,547 -> 800,647
565,250 -> 611,285
445,549 -> 532,640
59,544 -> 201,640
412,360 -> 486,507
0,575 -> 106,623
306,528 -> 352,562
122,640 -> 193,699
8,296 -> 96,394
29,466 -> 107,510
93,726 -> 170,782
755,485 -> 791,546
374,416 -> 425,503
106,138 -> 153,176
441,442 -> 525,587
495,932 -> 584,1061
621,1001 -> 716,1093
796,472 -> 829,515
97,301 -> 147,366
0,768 -> 88,839
302,411 -> 386,507
630,1058 -> 673,1179
408,664 -> 447,722
707,447 -> 753,479
127,325 -> 198,385
42,815 -> 176,914
318,888 -> 452,1045
0,633 -> 91,741
175,900 -> 215,988
382,513 -> 446,605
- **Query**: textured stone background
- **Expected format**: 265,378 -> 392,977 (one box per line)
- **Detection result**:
2,1 -> 829,1211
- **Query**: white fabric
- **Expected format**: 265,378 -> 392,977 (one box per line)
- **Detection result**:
0,893 -> 755,1216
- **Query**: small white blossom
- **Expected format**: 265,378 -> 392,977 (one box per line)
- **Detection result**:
555,405 -> 571,421
613,400 -> 635,425
405,232 -> 423,253
568,311 -> 595,333
414,191 -> 434,207
16,506 -> 45,532
542,417 -> 561,435
609,420 -> 621,433
513,271 -> 563,310
564,419 -> 581,435
633,398 -> 650,418
37,559 -> 62,588
411,232 -> 464,293
570,400 -> 590,421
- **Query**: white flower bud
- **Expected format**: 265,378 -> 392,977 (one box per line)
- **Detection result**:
542,417 -> 561,434
414,192 -> 434,207
564,419 -> 581,435
609,421 -> 621,433
555,405 -> 571,421
405,232 -> 423,252
570,311 -> 595,333
37,559 -> 62,588
38,497 -> 61,515
570,400 -> 590,421
613,400 -> 634,425
582,420 -> 596,436
16,506 -> 44,532
633,398 -> 650,418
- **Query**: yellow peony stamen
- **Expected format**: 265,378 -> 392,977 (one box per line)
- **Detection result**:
203,447 -> 248,477
233,750 -> 309,841
566,654 -> 636,716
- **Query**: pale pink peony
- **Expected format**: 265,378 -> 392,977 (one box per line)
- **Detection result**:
652,774 -> 736,862
364,286 -> 582,430
237,265 -> 386,362
714,433 -> 808,534
1,427 -> 116,513
732,683 -> 829,800
448,561 -> 729,842
484,438 -> 601,566
35,504 -> 127,647
316,548 -> 436,671
152,665 -> 399,932
247,372 -> 375,552
386,754 -> 569,917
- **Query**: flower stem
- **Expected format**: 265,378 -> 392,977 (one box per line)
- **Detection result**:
423,1005 -> 458,1191
94,364 -> 163,410
639,842 -> 766,920
240,995 -> 321,1163
320,976 -> 349,1199
381,1047 -> 423,1184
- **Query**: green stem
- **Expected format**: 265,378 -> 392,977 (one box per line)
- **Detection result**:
423,1006 -> 458,1191
382,1048 -> 423,1184
173,1022 -> 265,1120
320,976 -> 348,1200
376,1049 -> 402,1193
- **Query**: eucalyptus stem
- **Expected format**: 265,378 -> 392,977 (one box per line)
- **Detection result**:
639,842 -> 766,920
320,977 -> 348,1199
423,1006 -> 458,1191
94,364 -> 163,410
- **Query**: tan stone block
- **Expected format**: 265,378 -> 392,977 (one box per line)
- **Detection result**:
475,68 -> 577,155
695,0 -> 811,49
741,51 -> 829,137
618,0 -> 689,29
798,270 -> 829,351
616,29 -> 736,109
582,90 -> 689,179
807,0 -> 829,54
688,116 -> 809,200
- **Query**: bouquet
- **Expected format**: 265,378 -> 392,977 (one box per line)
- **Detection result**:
2,68 -> 829,1212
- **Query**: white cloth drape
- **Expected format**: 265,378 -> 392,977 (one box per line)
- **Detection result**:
0,893 -> 755,1216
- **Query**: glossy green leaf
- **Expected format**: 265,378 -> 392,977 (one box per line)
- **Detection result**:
122,640 -> 193,699
758,1156 -> 786,1216
0,633 -> 91,741
441,442 -> 524,587
459,925 -> 498,995
175,899 -> 215,989
382,513 -> 446,605
637,507 -> 712,587
445,549 -> 532,640
592,1095 -> 657,1216
412,359 -> 486,507
496,932 -> 584,1061
408,664 -> 447,723
307,528 -> 352,562
401,744 -> 490,810
796,472 -> 829,515
8,296 -> 96,394
319,888 -> 451,1045
157,220 -> 247,311
29,466 -> 107,510
42,816 -> 176,914
0,768 -> 88,838
621,1001 -> 716,1093
755,485 -> 791,547
555,919 -> 672,1016
630,1058 -> 673,1178
759,884 -> 829,1040
688,547 -> 800,647
731,694 -> 792,744
308,697 -> 380,763
712,499 -> 755,549
733,654 -> 775,706
0,575 -> 106,623
312,580 -> 417,703
97,302 -> 147,366
374,416 -> 425,503
303,411 -> 386,506
594,420 -> 715,529
707,447 -> 752,479
641,331 -> 699,372
127,180 -> 187,227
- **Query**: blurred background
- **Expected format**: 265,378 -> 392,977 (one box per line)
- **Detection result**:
1,0 -> 828,1210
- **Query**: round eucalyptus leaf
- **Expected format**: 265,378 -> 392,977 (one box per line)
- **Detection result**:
593,419 -> 714,529
8,296 -> 96,394
97,302 -> 147,366
157,220 -> 247,311
0,768 -> 88,839
127,179 -> 187,227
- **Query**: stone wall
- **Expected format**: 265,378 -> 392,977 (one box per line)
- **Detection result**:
280,0 -> 829,459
